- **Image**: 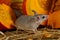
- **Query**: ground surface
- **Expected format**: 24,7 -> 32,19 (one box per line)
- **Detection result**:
0,28 -> 60,40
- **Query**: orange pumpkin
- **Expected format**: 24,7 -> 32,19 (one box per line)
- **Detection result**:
11,0 -> 51,26
22,0 -> 49,15
0,4 -> 16,31
0,0 -> 12,5
48,11 -> 60,28
11,0 -> 52,15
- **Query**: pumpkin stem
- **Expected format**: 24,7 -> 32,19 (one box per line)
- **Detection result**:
32,10 -> 37,16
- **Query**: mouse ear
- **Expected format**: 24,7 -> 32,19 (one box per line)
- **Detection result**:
32,10 -> 37,16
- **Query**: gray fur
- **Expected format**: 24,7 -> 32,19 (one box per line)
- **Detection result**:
15,10 -> 48,33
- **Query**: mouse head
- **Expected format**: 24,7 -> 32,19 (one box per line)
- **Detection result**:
32,10 -> 48,23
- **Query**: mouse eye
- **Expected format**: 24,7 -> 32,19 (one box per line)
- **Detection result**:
42,16 -> 45,19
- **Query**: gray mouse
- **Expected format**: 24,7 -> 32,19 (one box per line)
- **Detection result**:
15,10 -> 48,33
